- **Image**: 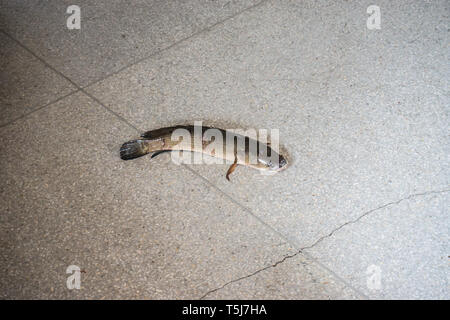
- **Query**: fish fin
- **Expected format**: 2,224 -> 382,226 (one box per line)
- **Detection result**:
140,126 -> 192,139
151,150 -> 171,159
226,157 -> 238,181
140,132 -> 151,139
120,140 -> 149,160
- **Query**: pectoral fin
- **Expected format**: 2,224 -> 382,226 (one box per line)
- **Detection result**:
226,157 -> 238,181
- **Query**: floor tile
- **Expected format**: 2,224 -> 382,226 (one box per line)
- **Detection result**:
86,0 -> 449,246
0,91 -> 307,299
304,191 -> 450,299
0,0 -> 260,86
0,32 -> 76,126
205,253 -> 362,299
85,1 -> 449,299
2,0 -> 448,299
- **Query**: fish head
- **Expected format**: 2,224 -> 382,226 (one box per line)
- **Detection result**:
257,152 -> 288,172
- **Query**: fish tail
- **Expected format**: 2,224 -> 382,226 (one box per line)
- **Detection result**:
120,139 -> 149,160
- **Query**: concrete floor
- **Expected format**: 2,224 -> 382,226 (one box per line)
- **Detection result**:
0,0 -> 448,299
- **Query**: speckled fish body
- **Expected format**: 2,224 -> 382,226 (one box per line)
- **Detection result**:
120,125 -> 287,179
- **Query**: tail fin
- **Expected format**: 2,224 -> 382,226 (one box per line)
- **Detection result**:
120,140 -> 149,160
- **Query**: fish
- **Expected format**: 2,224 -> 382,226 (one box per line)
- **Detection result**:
120,125 -> 288,181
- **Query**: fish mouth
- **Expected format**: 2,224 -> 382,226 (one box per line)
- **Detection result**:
278,156 -> 288,169
263,156 -> 288,172
272,155 -> 288,171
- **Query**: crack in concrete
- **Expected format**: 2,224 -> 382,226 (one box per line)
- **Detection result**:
199,250 -> 302,299
199,189 -> 450,299
300,189 -> 450,251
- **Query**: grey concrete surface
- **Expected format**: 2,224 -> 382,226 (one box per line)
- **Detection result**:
203,253 -> 361,299
0,92 -> 311,299
0,0 -> 260,87
0,32 -> 76,126
0,0 -> 448,299
304,191 -> 450,299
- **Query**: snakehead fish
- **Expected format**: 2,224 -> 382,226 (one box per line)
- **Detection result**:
120,125 -> 288,180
